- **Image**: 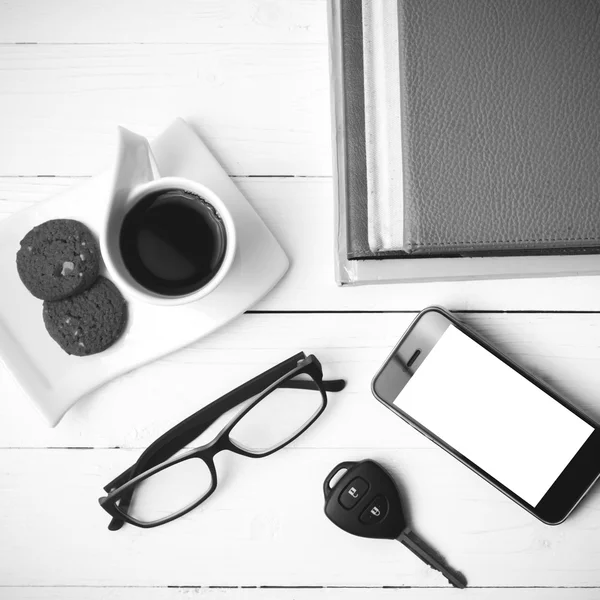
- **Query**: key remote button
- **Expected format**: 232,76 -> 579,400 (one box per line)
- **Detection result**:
339,477 -> 369,509
360,495 -> 388,524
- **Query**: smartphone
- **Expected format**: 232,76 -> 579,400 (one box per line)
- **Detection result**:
372,306 -> 600,524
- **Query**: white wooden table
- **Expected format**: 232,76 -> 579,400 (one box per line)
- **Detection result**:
1,2 -> 600,599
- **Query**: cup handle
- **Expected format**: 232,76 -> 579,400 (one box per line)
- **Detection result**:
146,141 -> 161,182
108,126 -> 161,215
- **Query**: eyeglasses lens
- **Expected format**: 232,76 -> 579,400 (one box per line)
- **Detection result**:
229,379 -> 324,454
118,457 -> 213,524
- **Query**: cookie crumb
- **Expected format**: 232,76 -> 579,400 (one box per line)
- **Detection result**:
61,261 -> 75,276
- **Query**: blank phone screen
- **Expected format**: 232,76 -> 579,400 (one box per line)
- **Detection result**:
393,325 -> 594,506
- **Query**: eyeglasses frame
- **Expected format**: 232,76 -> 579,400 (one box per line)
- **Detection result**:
99,354 -> 333,529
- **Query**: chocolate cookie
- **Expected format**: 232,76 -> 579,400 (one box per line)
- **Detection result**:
43,277 -> 127,356
16,219 -> 100,301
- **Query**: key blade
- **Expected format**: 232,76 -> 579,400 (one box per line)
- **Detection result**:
397,529 -> 467,589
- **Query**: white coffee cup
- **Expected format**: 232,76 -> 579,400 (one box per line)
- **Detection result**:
100,128 -> 236,306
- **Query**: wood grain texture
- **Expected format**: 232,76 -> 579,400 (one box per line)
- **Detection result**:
2,589 -> 599,600
1,312 -> 600,450
0,448 -> 599,588
2,177 -> 600,311
0,44 -> 330,177
0,0 -> 327,44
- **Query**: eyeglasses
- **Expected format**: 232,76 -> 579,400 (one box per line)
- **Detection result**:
99,352 -> 346,529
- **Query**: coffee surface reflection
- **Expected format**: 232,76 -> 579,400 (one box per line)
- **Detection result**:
120,189 -> 227,296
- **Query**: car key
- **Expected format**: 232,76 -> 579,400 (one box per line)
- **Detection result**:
323,459 -> 467,589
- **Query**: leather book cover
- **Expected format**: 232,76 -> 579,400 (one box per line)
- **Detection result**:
400,0 -> 600,255
328,0 -> 600,282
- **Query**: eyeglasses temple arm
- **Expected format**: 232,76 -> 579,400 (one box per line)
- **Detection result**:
281,378 -> 346,392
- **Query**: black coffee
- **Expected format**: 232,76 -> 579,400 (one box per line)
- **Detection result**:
120,188 -> 227,296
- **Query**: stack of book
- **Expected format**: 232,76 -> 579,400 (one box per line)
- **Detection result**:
328,0 -> 600,285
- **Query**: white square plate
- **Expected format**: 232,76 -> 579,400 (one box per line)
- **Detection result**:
0,118 -> 289,425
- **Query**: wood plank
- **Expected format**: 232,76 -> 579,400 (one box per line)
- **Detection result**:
0,0 -> 327,44
0,44 -> 330,176
0,448 -> 599,587
2,588 -> 599,600
1,312 -> 600,448
2,177 -> 600,312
